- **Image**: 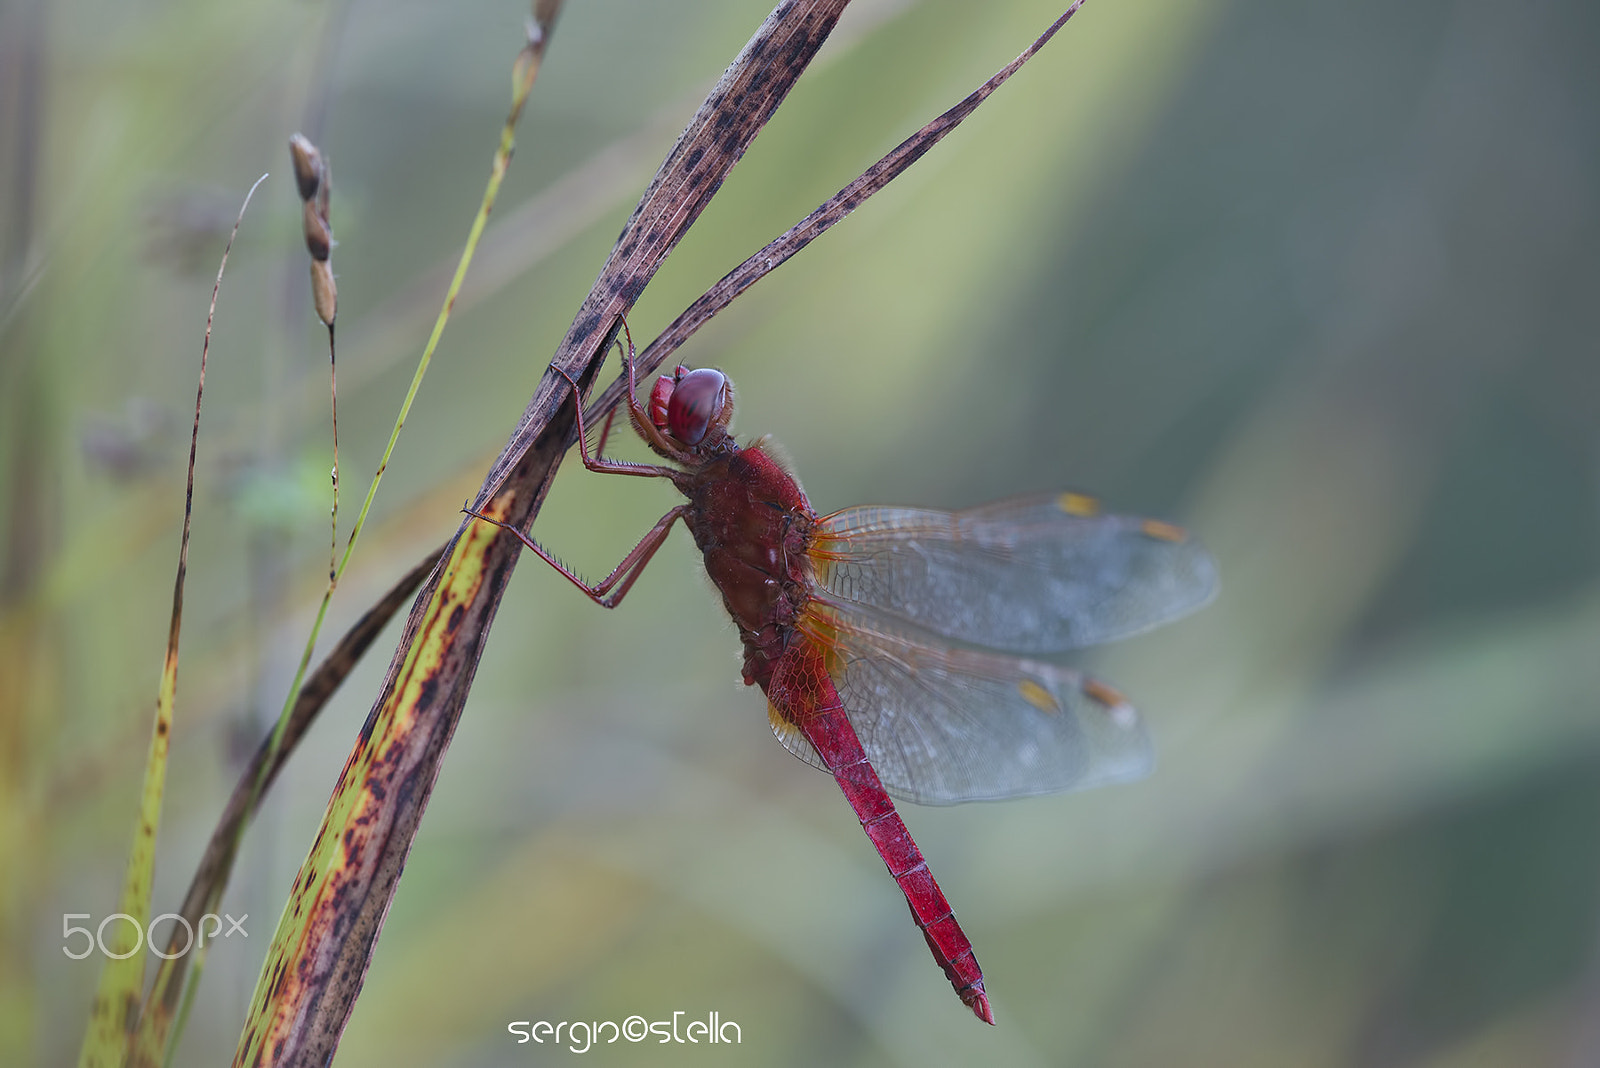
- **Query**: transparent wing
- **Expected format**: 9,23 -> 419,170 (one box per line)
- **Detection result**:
770,602 -> 1153,805
810,492 -> 1217,655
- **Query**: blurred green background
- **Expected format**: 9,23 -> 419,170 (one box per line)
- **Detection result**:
4,0 -> 1599,1064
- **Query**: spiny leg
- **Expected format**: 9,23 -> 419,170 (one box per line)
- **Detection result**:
590,406 -> 619,461
586,320 -> 633,460
585,312 -> 694,464
464,504 -> 688,609
552,324 -> 679,478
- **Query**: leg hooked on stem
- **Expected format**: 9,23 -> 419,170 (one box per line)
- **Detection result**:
463,503 -> 688,609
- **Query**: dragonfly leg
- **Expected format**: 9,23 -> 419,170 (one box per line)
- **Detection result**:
606,313 -> 697,463
582,322 -> 633,463
553,360 -> 679,480
590,406 -> 619,460
464,503 -> 688,609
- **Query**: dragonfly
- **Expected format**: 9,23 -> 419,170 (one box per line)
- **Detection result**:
467,344 -> 1217,1024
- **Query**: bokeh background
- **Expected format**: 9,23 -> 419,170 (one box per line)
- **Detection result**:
4,0 -> 1599,1064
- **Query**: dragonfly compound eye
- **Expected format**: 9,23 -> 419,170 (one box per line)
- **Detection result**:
666,367 -> 729,446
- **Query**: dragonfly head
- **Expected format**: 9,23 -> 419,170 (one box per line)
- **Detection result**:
649,365 -> 733,449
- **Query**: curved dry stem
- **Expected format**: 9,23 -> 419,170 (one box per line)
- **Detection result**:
587,0 -> 1090,422
130,547 -> 438,1067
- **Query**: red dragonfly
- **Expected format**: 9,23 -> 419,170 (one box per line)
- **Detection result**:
468,347 -> 1216,1024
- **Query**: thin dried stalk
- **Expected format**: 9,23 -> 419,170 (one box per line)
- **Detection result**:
75,173 -> 266,1068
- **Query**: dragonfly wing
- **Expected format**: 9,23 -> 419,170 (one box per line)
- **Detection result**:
769,701 -> 828,773
811,492 -> 1217,654
773,602 -> 1153,805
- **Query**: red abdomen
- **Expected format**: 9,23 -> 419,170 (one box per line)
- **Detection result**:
767,641 -> 991,1022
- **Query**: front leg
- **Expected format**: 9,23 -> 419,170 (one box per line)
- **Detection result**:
553,363 -> 679,480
